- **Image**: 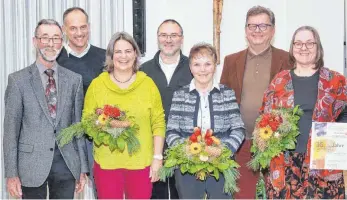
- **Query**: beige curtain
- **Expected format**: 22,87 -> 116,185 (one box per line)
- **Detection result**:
0,0 -> 125,198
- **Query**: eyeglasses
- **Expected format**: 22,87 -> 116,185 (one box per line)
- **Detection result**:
247,23 -> 272,31
36,36 -> 63,44
158,33 -> 182,40
293,42 -> 316,49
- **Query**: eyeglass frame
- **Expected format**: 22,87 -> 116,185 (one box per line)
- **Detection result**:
293,42 -> 317,49
157,33 -> 183,40
246,23 -> 272,31
35,36 -> 63,44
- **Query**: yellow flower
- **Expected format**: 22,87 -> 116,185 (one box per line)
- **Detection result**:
97,114 -> 109,126
259,126 -> 273,140
189,142 -> 202,154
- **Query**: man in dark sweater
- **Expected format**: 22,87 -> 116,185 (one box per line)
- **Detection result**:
140,19 -> 193,199
56,7 -> 105,197
57,7 -> 105,95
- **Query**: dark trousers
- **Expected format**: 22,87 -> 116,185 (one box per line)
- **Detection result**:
174,170 -> 231,199
234,140 -> 259,199
151,176 -> 179,199
86,139 -> 97,197
22,144 -> 75,199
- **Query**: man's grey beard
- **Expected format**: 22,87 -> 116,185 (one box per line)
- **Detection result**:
37,47 -> 62,62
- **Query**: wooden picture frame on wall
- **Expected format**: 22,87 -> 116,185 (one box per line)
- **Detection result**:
213,0 -> 223,64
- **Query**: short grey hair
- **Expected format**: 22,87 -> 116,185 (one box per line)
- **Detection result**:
245,6 -> 275,26
34,19 -> 62,36
105,32 -> 141,73
289,26 -> 324,70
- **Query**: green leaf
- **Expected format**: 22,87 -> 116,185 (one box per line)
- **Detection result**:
293,105 -> 299,115
217,163 -> 229,171
206,165 -> 214,172
284,140 -> 296,149
117,137 -> 125,152
164,159 -> 177,168
109,142 -> 117,152
104,134 -> 111,142
188,165 -> 198,173
259,158 -> 267,169
196,164 -> 205,171
213,168 -> 220,180
250,145 -> 257,153
180,164 -> 188,173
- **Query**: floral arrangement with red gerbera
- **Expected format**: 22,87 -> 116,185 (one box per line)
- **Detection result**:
57,104 -> 140,155
159,127 -> 240,195
248,105 -> 302,171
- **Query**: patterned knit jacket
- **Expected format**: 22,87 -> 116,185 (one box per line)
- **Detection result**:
166,84 -> 245,153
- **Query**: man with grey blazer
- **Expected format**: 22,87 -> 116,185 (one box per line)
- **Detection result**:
3,19 -> 88,199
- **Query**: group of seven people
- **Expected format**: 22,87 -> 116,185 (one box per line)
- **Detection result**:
4,5 -> 347,199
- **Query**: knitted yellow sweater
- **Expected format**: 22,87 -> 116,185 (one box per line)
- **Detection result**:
83,71 -> 165,169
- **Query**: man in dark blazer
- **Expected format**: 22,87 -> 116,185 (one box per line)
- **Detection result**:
3,19 -> 88,199
220,6 -> 291,199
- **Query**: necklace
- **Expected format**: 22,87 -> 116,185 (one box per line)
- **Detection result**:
112,72 -> 134,83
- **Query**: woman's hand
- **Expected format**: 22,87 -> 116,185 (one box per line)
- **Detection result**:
149,159 -> 163,182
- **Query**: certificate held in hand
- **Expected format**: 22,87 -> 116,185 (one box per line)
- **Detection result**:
310,122 -> 347,170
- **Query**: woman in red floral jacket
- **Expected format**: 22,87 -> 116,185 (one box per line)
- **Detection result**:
261,26 -> 347,199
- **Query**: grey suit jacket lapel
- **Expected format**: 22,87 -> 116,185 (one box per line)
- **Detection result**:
29,64 -> 55,127
55,65 -> 70,128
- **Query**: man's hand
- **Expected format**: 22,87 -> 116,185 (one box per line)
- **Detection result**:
7,177 -> 22,198
75,173 -> 87,193
149,159 -> 163,182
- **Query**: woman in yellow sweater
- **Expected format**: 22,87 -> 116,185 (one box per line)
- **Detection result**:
83,32 -> 165,199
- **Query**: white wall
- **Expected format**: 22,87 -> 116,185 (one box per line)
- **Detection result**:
286,0 -> 344,75
142,0 -> 345,80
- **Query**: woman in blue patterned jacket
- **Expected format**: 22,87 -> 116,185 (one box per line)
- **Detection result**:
166,43 -> 245,199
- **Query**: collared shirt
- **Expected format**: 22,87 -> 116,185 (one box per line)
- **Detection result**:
240,46 -> 272,139
64,42 -> 91,58
36,60 -> 58,91
189,78 -> 220,132
159,54 -> 180,85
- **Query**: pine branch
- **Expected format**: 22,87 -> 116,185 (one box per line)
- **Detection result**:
56,123 -> 84,147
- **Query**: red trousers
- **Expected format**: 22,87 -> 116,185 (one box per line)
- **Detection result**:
234,140 -> 259,199
93,162 -> 152,199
